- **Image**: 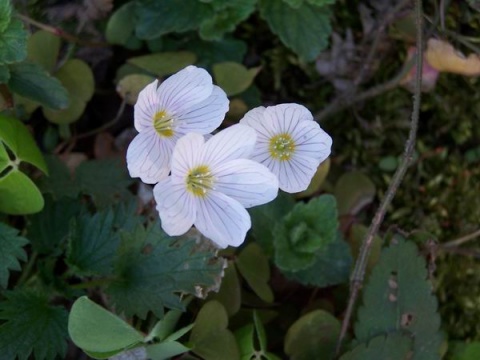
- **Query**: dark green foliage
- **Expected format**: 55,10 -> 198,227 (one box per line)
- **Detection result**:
37,155 -> 80,199
0,222 -> 28,288
340,333 -> 413,360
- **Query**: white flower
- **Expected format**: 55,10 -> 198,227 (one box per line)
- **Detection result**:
126,65 -> 229,184
153,124 -> 279,248
240,103 -> 332,193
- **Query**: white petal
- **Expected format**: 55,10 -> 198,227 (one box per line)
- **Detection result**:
264,103 -> 313,134
134,80 -> 159,132
194,192 -> 251,248
290,120 -> 332,163
170,133 -> 205,178
239,106 -> 274,141
214,159 -> 278,208
126,130 -> 173,184
201,124 -> 256,168
154,178 -> 196,236
176,85 -> 228,134
158,65 -> 213,115
276,155 -> 319,193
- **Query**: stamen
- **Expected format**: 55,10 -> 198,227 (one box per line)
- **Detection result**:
269,133 -> 296,161
153,110 -> 175,137
186,165 -> 215,197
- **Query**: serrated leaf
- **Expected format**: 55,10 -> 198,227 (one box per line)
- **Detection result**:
209,261 -> 241,316
43,59 -> 95,124
0,222 -> 28,288
0,114 -> 48,172
75,159 -> 133,207
27,30 -> 60,73
0,169 -> 44,214
67,208 -> 120,275
135,0 -> 214,40
146,341 -> 190,360
68,296 -> 144,356
0,289 -> 68,360
0,0 -> 12,32
0,64 -> 9,83
199,0 -> 256,41
117,74 -> 155,105
128,51 -> 197,77
274,195 -> 338,272
340,332 -> 413,360
106,225 -> 224,319
236,243 -> 273,303
8,61 -> 69,109
106,2 -> 137,46
0,18 -> 27,64
213,62 -> 260,96
36,155 -> 81,199
334,171 -> 376,216
354,238 -> 442,360
259,0 -> 332,61
284,310 -> 340,360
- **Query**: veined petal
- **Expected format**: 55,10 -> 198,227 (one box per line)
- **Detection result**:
277,155 -> 319,193
176,85 -> 229,134
158,65 -> 213,115
195,191 -> 251,248
154,178 -> 196,236
291,120 -> 332,163
126,130 -> 173,184
134,80 -> 159,132
264,103 -> 313,134
201,124 -> 256,168
239,106 -> 274,141
214,159 -> 279,208
171,133 -> 205,178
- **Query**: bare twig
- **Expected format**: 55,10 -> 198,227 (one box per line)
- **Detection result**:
441,229 -> 480,248
335,0 -> 424,354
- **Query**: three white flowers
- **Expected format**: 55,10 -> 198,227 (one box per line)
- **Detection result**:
126,65 -> 332,248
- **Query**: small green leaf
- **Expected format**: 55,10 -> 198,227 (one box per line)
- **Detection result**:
235,324 -> 255,359
105,2 -> 138,47
0,222 -> 28,288
8,61 -> 69,109
378,156 -> 398,172
117,73 -> 156,105
259,0 -> 332,61
236,243 -> 274,303
0,114 -> 48,172
253,311 -> 267,352
349,224 -> 382,275
285,310 -> 340,360
68,296 -> 144,355
146,341 -> 190,360
0,289 -> 68,360
146,309 -> 183,342
0,0 -> 12,32
0,18 -> 28,64
340,332 -> 413,360
0,169 -> 44,214
213,62 -> 260,96
450,341 -> 480,360
334,171 -> 376,216
209,261 -> 242,316
128,51 -> 197,77
0,64 -> 9,83
295,158 -> 330,199
27,30 -> 60,73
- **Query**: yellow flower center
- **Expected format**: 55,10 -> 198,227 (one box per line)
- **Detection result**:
269,133 -> 296,161
153,110 -> 175,137
186,165 -> 215,197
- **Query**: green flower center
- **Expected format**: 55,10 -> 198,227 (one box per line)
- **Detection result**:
186,165 -> 215,197
269,133 -> 296,161
153,110 -> 175,137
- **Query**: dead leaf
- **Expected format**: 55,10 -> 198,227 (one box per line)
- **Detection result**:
425,38 -> 480,76
401,46 -> 439,92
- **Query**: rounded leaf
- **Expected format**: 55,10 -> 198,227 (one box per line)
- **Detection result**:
127,51 -> 197,77
213,62 -> 260,96
0,169 -> 44,214
116,74 -> 155,105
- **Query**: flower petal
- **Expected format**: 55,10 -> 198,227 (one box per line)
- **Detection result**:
201,124 -> 256,168
276,155 -> 319,193
134,80 -> 159,132
291,120 -> 332,163
170,132 -> 205,178
194,191 -> 251,248
264,103 -> 313,134
214,159 -> 279,208
239,106 -> 274,141
176,85 -> 229,134
158,65 -> 213,115
126,129 -> 174,184
154,178 -> 196,236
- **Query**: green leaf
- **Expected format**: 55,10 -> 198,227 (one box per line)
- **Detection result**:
295,158 -> 330,199
209,261 -> 241,316
185,37 -> 247,67
450,341 -> 480,360
27,30 -> 60,73
0,141 -> 8,171
0,0 -> 12,32
43,59 -> 95,124
105,2 -> 138,47
354,238 -> 443,360
68,296 -> 144,356
190,300 -> 240,360
285,234 -> 352,287
213,62 -> 260,96
0,169 -> 44,214
284,310 -> 340,360
146,309 -> 184,342
340,333 -> 413,360
128,51 -> 197,77
146,341 -> 190,360
0,18 -> 28,64
117,73 -> 156,105
36,155 -> 80,199
349,224 -> 381,275
0,64 -> 9,83
27,195 -> 82,254
236,243 -> 274,303
67,208 -> 120,275
334,171 -> 376,216
0,289 -> 68,360
75,159 -> 133,207
259,0 -> 332,61
0,222 -> 28,288
8,61 -> 69,109
235,324 -> 255,359
253,311 -> 267,352
135,0 -> 214,40
106,225 -> 224,319
274,195 -> 338,272
199,0 -> 256,41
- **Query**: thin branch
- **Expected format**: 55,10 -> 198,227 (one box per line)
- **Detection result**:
335,0 -> 424,354
441,229 -> 480,248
